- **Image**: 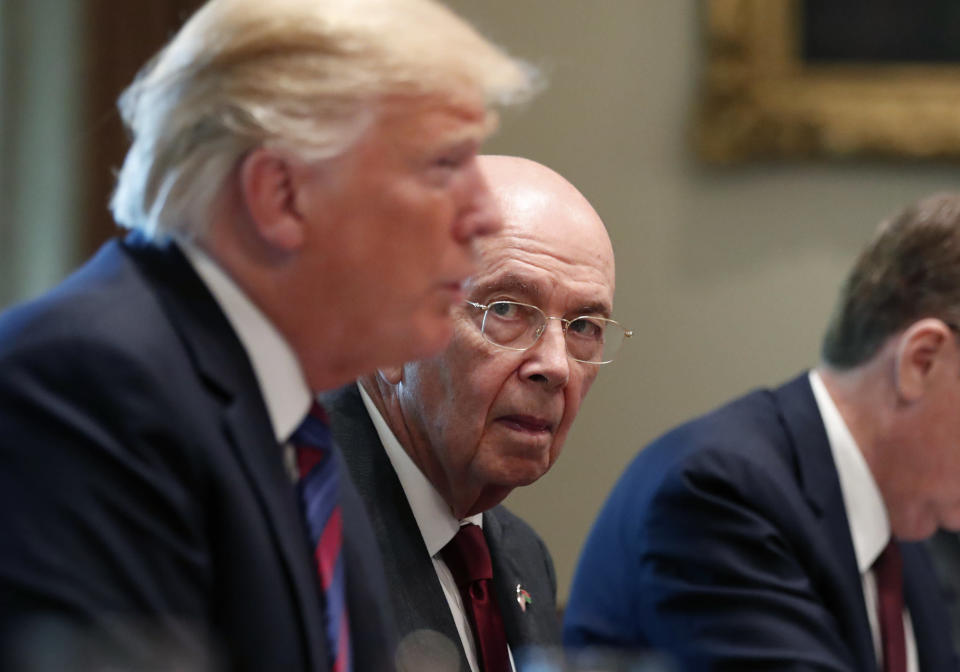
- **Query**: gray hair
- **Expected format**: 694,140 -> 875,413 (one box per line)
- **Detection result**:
110,0 -> 536,239
822,192 -> 960,369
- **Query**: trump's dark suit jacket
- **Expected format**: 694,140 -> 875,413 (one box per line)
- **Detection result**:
0,236 -> 394,671
563,373 -> 958,671
323,384 -> 561,671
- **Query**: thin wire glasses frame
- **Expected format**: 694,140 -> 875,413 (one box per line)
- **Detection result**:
466,300 -> 633,365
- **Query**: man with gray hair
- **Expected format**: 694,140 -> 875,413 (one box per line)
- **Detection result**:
565,193 -> 960,671
0,1 -> 534,670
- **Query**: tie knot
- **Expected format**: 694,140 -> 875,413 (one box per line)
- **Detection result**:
291,402 -> 332,477
441,523 -> 493,587
291,401 -> 331,446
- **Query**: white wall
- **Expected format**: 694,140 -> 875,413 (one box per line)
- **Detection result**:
442,0 -> 959,602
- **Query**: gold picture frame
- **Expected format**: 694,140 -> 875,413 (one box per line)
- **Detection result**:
696,0 -> 960,162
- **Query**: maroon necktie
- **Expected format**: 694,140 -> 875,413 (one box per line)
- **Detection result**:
441,523 -> 510,672
874,540 -> 906,672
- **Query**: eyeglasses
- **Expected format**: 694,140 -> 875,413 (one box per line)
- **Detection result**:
466,300 -> 633,365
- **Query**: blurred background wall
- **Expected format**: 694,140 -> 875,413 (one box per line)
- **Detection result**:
0,0 -> 83,307
1,0 -> 957,604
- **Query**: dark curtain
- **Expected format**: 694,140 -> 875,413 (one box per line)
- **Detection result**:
79,0 -> 205,256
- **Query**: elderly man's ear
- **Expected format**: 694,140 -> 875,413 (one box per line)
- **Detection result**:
894,318 -> 958,402
239,147 -> 310,251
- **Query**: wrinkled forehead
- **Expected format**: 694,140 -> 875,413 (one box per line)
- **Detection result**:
468,224 -> 616,315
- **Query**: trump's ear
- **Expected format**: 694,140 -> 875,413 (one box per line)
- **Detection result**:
894,318 -> 954,402
238,147 -> 306,251
378,365 -> 403,386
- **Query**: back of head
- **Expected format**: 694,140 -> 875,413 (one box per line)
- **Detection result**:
822,192 -> 960,369
110,0 -> 536,240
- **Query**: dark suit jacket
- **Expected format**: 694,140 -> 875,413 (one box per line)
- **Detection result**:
322,383 -> 561,671
928,531 -> 960,656
563,373 -> 958,671
0,236 -> 394,671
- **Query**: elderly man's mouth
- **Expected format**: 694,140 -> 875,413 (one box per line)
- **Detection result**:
498,415 -> 553,433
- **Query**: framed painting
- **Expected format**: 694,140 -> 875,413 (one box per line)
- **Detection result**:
695,0 -> 960,162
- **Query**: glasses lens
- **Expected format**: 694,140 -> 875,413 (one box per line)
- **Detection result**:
566,317 -> 626,363
481,301 -> 543,349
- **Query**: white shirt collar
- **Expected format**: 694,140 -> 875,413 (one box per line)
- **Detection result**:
179,241 -> 311,443
357,382 -> 482,557
808,370 -> 890,572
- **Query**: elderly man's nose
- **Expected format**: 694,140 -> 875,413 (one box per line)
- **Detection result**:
523,319 -> 570,388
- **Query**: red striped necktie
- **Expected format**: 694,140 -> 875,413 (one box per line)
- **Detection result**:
874,539 -> 906,672
441,523 -> 510,672
292,402 -> 351,672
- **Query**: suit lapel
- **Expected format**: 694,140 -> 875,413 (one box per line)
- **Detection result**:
486,511 -> 532,655
485,512 -> 523,643
903,542 -> 960,671
774,374 -> 876,671
323,385 -> 468,670
124,237 -> 328,670
220,400 -> 328,670
485,508 -> 561,661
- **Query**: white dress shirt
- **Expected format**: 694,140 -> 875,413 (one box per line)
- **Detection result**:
358,384 -> 516,672
179,241 -> 311,451
809,370 -> 918,672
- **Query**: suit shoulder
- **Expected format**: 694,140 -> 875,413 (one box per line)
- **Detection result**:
601,381 -> 812,535
0,242 -> 217,466
634,384 -> 800,480
0,241 -> 173,362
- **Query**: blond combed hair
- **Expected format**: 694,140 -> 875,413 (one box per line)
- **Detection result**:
110,0 -> 537,239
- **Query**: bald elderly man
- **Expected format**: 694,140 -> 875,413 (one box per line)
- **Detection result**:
322,155 -> 630,672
